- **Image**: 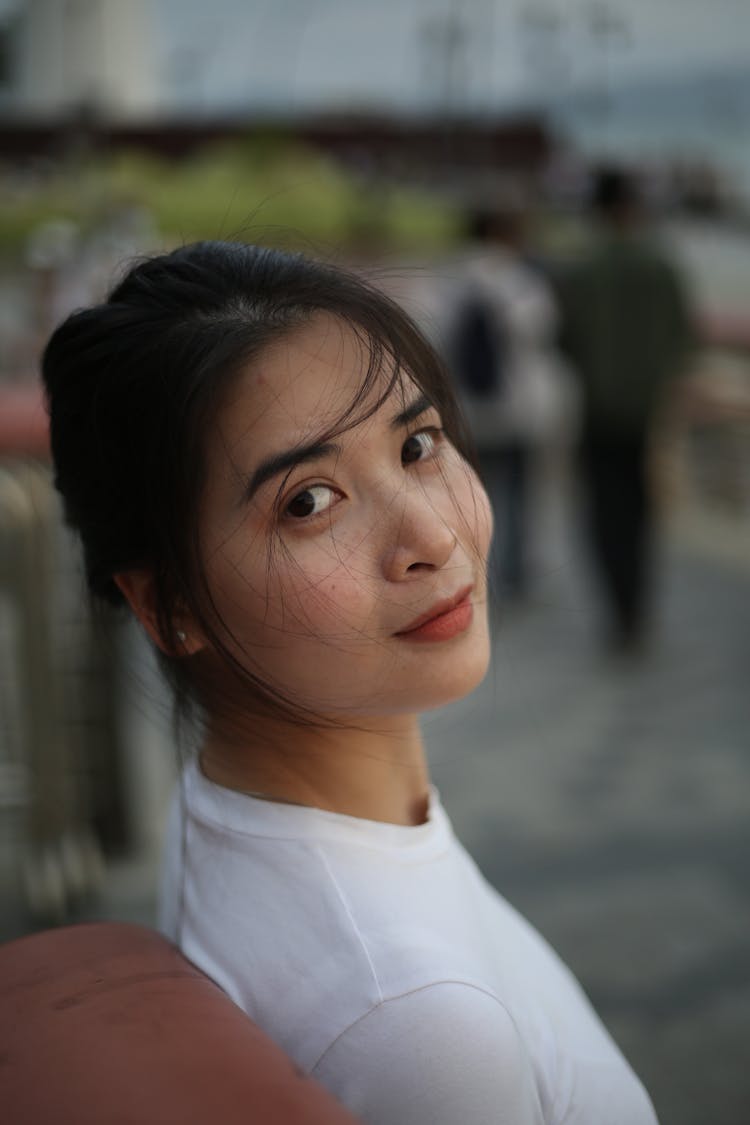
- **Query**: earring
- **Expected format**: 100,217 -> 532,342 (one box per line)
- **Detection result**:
176,630 -> 187,644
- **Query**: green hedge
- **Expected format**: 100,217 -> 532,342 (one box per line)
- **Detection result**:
2,138 -> 461,257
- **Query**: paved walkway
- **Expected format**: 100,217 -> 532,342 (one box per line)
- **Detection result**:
425,495 -> 750,1125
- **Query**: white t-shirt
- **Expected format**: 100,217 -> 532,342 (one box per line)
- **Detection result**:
444,249 -> 579,449
159,763 -> 657,1124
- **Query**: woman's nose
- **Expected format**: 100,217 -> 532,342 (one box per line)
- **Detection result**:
380,483 -> 458,582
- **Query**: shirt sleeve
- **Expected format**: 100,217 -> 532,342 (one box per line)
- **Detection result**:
311,982 -> 545,1125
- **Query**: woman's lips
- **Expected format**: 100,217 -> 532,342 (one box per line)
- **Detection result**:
395,587 -> 474,643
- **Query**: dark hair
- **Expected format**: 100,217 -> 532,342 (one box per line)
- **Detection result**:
465,207 -> 524,246
590,165 -> 640,216
42,240 -> 475,720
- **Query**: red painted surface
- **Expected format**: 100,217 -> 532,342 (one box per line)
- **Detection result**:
0,383 -> 50,458
0,922 -> 361,1125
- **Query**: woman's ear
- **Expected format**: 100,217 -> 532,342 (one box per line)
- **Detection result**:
113,569 -> 205,656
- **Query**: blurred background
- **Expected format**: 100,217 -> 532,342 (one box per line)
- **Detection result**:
1,2 -> 748,1122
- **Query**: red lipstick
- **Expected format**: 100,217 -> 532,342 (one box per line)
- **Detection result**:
396,586 -> 474,643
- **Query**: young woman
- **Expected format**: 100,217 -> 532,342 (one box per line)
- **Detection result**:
42,241 -> 657,1124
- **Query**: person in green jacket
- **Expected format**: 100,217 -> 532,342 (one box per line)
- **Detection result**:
559,166 -> 693,652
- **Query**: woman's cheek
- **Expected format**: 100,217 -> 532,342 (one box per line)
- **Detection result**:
282,548 -> 370,636
450,461 -> 493,564
476,480 -> 494,561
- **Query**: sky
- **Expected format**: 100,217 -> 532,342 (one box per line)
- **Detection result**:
1,0 -> 748,114
152,0 -> 750,115
141,0 -> 750,193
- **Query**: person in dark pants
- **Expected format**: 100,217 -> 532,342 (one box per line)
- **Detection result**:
559,167 -> 693,651
451,204 -> 573,603
578,431 -> 650,647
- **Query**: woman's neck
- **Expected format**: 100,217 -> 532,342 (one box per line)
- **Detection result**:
199,712 -> 431,826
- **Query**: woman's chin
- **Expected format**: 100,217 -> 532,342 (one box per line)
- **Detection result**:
394,638 -> 492,714
424,662 -> 490,711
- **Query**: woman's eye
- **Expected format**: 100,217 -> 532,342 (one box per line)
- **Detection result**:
284,484 -> 337,520
402,429 -> 439,465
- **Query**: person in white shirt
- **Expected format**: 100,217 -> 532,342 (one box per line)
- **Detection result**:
42,240 -> 657,1124
444,204 -> 579,601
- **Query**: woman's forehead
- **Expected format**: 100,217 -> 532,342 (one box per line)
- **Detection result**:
214,314 -> 411,454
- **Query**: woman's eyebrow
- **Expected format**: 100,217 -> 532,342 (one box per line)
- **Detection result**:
390,392 -> 434,430
242,439 -> 341,503
242,393 -> 434,505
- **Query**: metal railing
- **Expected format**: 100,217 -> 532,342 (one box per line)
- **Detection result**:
0,457 -> 109,923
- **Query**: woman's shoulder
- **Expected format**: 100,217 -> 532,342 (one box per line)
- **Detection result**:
312,984 -> 546,1125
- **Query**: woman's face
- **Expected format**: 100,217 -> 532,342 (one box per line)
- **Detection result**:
196,314 -> 492,720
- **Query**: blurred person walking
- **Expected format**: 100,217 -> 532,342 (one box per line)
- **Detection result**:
449,203 -> 576,603
558,167 -> 693,652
